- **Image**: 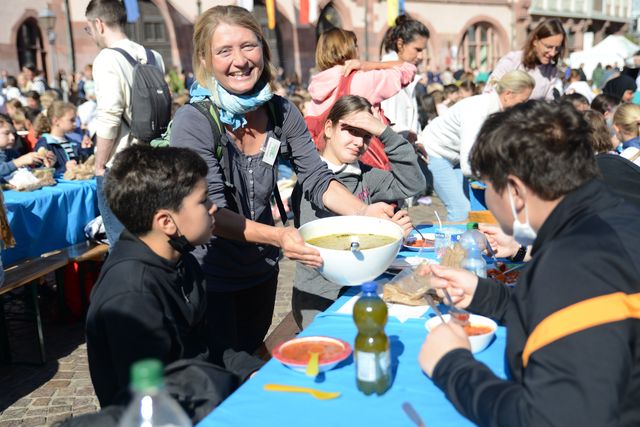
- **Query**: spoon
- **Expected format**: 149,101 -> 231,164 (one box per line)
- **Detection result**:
263,384 -> 341,400
402,402 -> 427,427
306,351 -> 319,377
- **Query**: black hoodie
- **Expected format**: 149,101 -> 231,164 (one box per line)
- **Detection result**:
86,230 -> 262,407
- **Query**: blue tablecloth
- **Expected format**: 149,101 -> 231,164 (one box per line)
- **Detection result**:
2,179 -> 98,265
199,224 -> 507,427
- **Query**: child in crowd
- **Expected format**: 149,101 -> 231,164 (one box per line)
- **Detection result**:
34,101 -> 93,175
612,102 -> 640,165
0,116 -> 50,179
86,144 -> 263,411
291,95 -> 423,329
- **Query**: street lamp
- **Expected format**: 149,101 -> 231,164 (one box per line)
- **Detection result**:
38,4 -> 58,88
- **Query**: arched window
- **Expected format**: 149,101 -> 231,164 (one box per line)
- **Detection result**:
316,3 -> 342,39
458,22 -> 502,71
124,0 -> 172,67
16,18 -> 45,75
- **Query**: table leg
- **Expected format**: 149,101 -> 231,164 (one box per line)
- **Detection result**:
0,294 -> 11,364
30,282 -> 46,364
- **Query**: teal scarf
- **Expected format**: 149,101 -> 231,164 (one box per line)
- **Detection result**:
189,79 -> 273,131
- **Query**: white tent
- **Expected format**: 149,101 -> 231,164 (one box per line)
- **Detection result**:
569,35 -> 640,79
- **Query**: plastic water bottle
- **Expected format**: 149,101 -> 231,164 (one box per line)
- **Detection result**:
353,281 -> 391,396
461,244 -> 488,278
118,359 -> 192,427
459,222 -> 486,252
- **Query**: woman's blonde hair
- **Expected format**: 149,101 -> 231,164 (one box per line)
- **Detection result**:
315,28 -> 358,71
35,100 -> 76,135
495,70 -> 535,94
40,90 -> 60,112
193,5 -> 275,92
612,102 -> 640,138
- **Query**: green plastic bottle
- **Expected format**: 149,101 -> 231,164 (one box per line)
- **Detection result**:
353,281 -> 391,395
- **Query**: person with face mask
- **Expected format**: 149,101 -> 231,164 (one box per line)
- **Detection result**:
416,100 -> 640,426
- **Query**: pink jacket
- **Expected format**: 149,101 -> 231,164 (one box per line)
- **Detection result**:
306,63 -> 417,117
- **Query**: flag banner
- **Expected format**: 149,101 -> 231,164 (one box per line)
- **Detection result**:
238,0 -> 254,12
309,0 -> 318,22
399,0 -> 405,15
266,0 -> 276,29
387,0 -> 398,27
123,0 -> 140,23
300,0 -> 309,25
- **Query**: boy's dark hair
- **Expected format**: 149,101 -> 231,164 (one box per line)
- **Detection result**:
444,84 -> 459,96
25,91 -> 40,102
591,93 -> 619,115
5,76 -> 17,88
470,100 -> 599,200
25,107 -> 41,123
559,92 -> 589,109
105,145 -> 208,235
85,0 -> 127,30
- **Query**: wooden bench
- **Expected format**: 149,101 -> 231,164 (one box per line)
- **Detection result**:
0,251 -> 69,364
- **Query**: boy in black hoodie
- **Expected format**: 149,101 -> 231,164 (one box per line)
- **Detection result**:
85,145 -> 263,411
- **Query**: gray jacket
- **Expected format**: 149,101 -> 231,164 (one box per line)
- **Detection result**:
292,126 -> 425,313
171,96 -> 335,291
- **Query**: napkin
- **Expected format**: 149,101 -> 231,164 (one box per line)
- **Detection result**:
335,279 -> 429,322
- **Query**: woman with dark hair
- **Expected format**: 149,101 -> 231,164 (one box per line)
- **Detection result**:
379,15 -> 430,143
484,18 -> 566,100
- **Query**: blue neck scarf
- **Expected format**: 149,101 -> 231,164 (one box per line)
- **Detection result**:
189,79 -> 273,131
622,135 -> 640,151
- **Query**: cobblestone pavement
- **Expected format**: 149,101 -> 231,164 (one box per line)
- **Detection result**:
0,197 -> 445,426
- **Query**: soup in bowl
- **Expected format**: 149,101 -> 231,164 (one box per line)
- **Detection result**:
299,216 -> 403,286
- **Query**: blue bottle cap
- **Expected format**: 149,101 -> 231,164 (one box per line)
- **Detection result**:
361,281 -> 377,293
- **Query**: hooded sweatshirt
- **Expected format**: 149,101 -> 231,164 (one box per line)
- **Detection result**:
307,63 -> 416,171
306,63 -> 416,117
86,230 -> 262,407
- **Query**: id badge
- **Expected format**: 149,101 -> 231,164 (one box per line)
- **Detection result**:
262,136 -> 281,166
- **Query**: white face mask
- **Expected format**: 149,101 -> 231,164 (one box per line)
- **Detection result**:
507,185 -> 537,246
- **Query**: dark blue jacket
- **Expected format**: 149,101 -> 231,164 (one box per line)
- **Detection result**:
0,148 -> 19,178
35,134 -> 93,175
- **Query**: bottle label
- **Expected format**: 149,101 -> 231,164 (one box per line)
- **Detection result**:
356,350 -> 391,382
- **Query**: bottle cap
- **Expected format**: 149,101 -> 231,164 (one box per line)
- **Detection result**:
466,222 -> 478,230
130,359 -> 164,392
361,281 -> 377,293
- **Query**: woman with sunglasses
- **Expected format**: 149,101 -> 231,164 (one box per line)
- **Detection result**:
484,18 -> 566,100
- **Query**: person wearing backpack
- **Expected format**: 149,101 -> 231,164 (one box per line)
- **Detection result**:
306,27 -> 417,171
85,0 -> 166,246
170,5 -> 401,365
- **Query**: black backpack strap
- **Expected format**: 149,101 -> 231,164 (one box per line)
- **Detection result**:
266,97 -> 291,225
109,47 -> 139,66
190,100 -> 246,218
144,48 -> 156,66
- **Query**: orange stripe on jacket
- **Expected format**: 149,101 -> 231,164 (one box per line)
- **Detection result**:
522,292 -> 640,367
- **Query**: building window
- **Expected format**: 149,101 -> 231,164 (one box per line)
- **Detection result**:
253,1 -> 282,68
458,22 -> 502,71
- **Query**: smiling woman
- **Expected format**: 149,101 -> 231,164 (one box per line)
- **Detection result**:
484,18 -> 566,101
169,5 -> 399,365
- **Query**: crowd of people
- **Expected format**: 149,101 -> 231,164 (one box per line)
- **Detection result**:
1,0 -> 637,426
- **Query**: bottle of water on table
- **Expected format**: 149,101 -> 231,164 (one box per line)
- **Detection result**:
461,244 -> 487,279
118,359 -> 192,427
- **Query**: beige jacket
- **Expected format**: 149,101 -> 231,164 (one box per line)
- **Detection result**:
92,39 -> 164,167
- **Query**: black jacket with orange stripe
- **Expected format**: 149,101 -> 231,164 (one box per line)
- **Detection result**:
431,179 -> 640,427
